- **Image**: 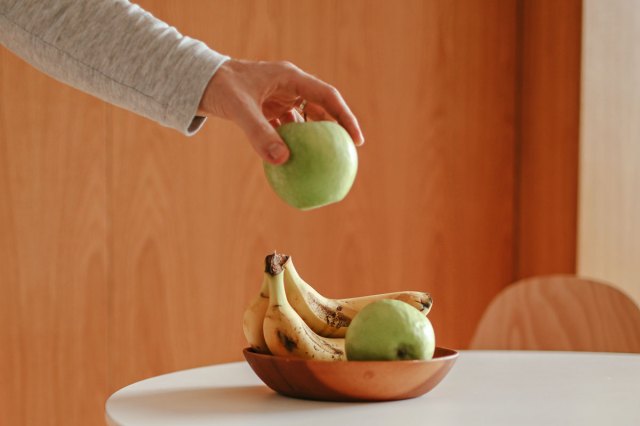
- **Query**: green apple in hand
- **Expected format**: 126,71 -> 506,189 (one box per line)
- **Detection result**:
263,121 -> 358,210
345,299 -> 436,361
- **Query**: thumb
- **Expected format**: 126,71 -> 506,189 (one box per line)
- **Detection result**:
237,106 -> 290,165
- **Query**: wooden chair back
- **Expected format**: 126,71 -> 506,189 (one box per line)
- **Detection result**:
470,275 -> 640,353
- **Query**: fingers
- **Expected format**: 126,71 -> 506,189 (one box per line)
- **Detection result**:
278,109 -> 304,125
269,118 -> 281,128
211,59 -> 363,166
291,72 -> 365,145
302,103 -> 333,122
237,104 -> 290,165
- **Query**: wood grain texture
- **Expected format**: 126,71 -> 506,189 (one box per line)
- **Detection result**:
470,276 -> 640,352
0,53 -> 108,425
243,347 -> 458,402
3,0 -> 579,421
515,0 -> 581,279
579,0 -> 640,305
108,0 -> 517,392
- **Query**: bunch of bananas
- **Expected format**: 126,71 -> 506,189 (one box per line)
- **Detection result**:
243,252 -> 433,361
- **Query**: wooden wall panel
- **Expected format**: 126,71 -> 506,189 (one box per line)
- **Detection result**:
0,54 -> 108,425
515,0 -> 582,279
1,0 -> 536,423
579,0 -> 640,304
109,0 -> 517,392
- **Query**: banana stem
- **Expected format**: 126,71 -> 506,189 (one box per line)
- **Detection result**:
265,252 -> 289,275
267,271 -> 288,306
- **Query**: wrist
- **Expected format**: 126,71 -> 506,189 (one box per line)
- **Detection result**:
198,59 -> 237,117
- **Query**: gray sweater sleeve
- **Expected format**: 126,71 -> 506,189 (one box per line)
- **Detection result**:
0,0 -> 229,135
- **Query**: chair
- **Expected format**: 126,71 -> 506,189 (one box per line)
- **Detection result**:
470,275 -> 640,353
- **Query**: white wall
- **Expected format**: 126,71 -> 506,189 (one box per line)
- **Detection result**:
579,0 -> 640,303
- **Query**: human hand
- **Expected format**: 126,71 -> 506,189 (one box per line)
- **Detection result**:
198,59 -> 364,164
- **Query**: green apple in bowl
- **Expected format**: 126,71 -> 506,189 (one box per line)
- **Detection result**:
345,299 -> 436,361
263,121 -> 358,210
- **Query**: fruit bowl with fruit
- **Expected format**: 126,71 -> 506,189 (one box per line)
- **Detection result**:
242,253 -> 459,402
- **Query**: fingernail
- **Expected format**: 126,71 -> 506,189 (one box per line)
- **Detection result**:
268,143 -> 287,162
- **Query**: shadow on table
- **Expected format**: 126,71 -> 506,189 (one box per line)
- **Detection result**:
108,385 -> 366,418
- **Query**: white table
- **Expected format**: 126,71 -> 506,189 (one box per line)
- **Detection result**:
106,351 -> 640,426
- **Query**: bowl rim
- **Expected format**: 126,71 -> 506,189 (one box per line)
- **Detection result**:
243,346 -> 459,365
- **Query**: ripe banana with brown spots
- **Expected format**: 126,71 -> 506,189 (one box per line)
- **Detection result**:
242,274 -> 271,354
242,252 -> 434,354
262,253 -> 346,361
283,256 -> 433,337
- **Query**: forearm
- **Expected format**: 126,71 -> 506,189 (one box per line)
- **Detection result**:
0,0 -> 229,135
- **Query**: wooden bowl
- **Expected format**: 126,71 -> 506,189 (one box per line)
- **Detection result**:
243,347 -> 458,402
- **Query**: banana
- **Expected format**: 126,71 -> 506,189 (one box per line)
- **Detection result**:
263,253 -> 346,361
242,274 -> 271,354
340,291 -> 433,313
283,256 -> 433,338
